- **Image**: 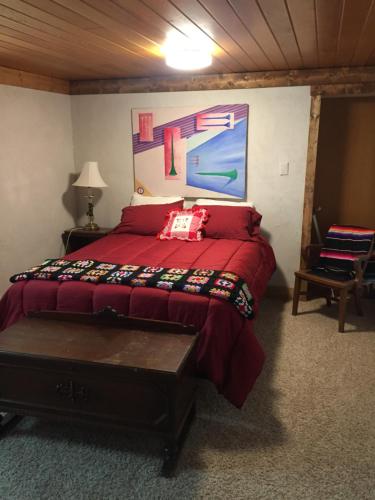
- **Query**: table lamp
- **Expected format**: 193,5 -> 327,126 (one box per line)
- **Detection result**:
73,161 -> 108,231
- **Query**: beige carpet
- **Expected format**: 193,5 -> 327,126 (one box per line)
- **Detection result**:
0,297 -> 374,499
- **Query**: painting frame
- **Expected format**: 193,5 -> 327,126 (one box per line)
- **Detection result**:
132,104 -> 249,200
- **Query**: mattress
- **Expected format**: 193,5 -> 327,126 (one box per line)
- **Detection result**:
0,232 -> 276,407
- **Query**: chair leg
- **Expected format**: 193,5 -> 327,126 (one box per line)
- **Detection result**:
326,288 -> 332,307
338,288 -> 348,332
353,286 -> 364,316
292,276 -> 302,315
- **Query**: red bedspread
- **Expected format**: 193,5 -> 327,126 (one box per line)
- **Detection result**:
0,233 -> 275,407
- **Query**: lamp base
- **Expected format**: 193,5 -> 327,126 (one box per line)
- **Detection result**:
83,222 -> 100,231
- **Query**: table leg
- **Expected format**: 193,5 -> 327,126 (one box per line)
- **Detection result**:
161,402 -> 196,478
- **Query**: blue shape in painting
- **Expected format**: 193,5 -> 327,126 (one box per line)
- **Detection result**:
186,118 -> 247,198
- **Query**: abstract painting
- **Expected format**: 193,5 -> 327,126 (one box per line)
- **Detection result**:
132,104 -> 248,199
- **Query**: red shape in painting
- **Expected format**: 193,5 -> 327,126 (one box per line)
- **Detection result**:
139,113 -> 154,142
164,127 -> 183,180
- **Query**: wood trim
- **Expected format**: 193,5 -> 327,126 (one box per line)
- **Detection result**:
0,65 -> 69,94
69,66 -> 375,95
2,65 -> 375,96
311,82 -> 375,97
300,95 -> 321,269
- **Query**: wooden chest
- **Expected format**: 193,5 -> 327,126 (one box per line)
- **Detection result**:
0,311 -> 198,476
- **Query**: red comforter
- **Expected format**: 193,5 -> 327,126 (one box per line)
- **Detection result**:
0,233 -> 275,407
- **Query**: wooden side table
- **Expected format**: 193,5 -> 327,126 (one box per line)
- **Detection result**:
62,227 -> 112,253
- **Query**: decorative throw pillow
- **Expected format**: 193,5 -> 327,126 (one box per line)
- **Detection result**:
193,205 -> 262,240
112,201 -> 184,235
157,207 -> 208,242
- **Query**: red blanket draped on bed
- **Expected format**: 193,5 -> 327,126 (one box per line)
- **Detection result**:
0,233 -> 275,407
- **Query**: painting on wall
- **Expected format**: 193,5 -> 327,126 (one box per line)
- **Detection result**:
132,104 -> 249,199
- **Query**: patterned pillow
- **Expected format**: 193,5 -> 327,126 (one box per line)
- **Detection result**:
157,207 -> 208,242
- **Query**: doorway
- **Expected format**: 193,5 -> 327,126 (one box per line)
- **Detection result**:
312,97 -> 375,242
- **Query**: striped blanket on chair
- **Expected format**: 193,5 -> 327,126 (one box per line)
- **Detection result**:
365,254 -> 375,283
313,225 -> 375,281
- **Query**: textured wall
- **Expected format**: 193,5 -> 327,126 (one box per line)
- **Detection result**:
71,87 -> 310,287
0,85 -> 76,295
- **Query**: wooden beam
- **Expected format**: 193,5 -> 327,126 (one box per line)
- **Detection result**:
70,66 -> 375,95
311,82 -> 375,97
0,65 -> 69,94
300,95 -> 322,268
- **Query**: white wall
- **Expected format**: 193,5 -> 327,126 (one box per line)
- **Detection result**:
0,85 -> 76,295
71,87 -> 310,287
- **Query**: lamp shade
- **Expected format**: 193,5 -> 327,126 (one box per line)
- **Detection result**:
73,161 -> 108,188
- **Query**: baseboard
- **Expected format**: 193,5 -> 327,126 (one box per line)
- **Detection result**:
265,286 -> 293,301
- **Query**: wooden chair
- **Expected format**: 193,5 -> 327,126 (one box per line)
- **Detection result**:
292,226 -> 375,332
363,256 -> 375,297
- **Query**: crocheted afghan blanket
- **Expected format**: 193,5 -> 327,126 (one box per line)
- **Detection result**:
10,258 -> 254,320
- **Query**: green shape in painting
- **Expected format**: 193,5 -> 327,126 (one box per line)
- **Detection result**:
196,169 -> 238,181
169,134 -> 178,176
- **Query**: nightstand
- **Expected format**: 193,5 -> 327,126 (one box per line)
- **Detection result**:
62,227 -> 112,253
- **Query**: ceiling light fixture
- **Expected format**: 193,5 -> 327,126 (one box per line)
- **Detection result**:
163,33 -> 213,71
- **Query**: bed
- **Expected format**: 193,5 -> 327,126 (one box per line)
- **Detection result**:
0,211 -> 275,408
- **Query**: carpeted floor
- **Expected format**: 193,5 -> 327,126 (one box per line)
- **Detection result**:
0,297 -> 374,500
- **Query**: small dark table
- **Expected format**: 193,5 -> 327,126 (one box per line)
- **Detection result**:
62,227 -> 112,253
0,311 -> 198,476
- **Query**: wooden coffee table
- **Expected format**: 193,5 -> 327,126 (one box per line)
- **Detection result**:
0,310 -> 198,476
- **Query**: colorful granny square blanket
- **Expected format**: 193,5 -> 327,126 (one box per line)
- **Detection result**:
10,259 -> 254,319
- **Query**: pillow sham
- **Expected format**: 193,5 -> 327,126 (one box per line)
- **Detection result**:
195,205 -> 262,240
157,207 -> 208,242
113,200 -> 183,235
195,198 -> 255,208
130,192 -> 184,206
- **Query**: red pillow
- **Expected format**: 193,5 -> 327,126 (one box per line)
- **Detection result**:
195,205 -> 262,240
157,207 -> 208,241
112,201 -> 183,235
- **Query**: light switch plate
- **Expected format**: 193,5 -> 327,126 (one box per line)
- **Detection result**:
279,162 -> 289,176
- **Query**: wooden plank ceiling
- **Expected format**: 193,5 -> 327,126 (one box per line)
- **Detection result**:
0,0 -> 374,81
